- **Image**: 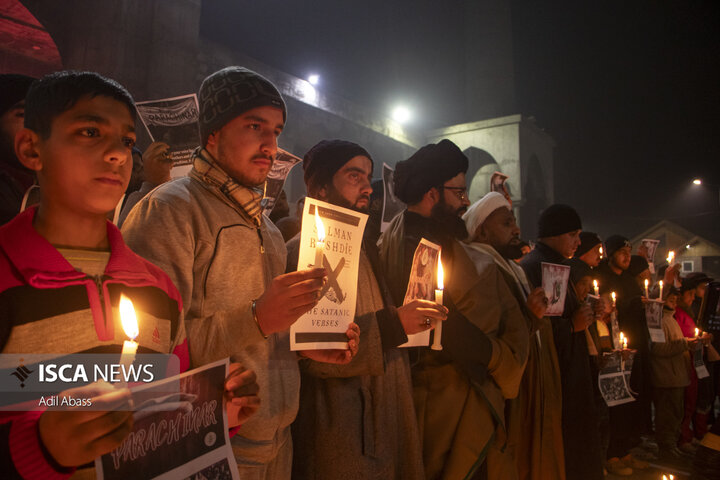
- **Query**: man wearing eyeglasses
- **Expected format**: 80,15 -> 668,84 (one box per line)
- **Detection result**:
379,139 -> 529,480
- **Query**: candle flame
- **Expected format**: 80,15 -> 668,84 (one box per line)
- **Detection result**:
599,246 -> 603,257
667,250 -> 675,264
696,328 -> 700,337
437,255 -> 444,290
644,279 -> 649,287
314,209 -> 325,243
119,294 -> 139,340
659,280 -> 663,287
593,280 -> 598,289
611,292 -> 616,301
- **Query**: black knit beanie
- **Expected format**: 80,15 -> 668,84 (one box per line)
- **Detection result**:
537,204 -> 582,237
0,74 -> 35,115
605,235 -> 631,259
303,140 -> 373,195
628,255 -> 650,277
575,231 -> 602,258
198,67 -> 286,146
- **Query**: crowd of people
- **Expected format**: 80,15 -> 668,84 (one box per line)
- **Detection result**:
0,67 -> 718,480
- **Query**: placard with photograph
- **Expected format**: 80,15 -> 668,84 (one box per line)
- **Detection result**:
644,300 -> 666,343
541,262 -> 571,317
261,148 -> 302,217
641,238 -> 660,274
598,351 -> 636,407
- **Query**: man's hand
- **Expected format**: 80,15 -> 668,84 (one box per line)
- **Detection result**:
526,287 -> 548,319
299,322 -> 360,364
255,268 -> 326,335
571,304 -> 594,332
142,141 -> 173,186
39,383 -> 133,468
664,264 -> 681,286
225,363 -> 260,428
397,299 -> 448,335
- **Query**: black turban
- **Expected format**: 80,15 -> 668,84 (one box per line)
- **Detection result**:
303,139 -> 373,192
627,255 -> 649,277
393,139 -> 468,205
537,204 -> 582,238
575,231 -> 602,258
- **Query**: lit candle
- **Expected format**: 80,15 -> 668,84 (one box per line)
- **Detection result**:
644,279 -> 649,298
431,255 -> 444,351
619,332 -> 625,350
667,250 -> 675,265
611,291 -> 616,308
623,335 -> 628,350
599,246 -> 603,258
314,209 -> 326,268
119,294 -> 139,385
593,279 -> 599,296
695,328 -> 700,339
659,280 -> 663,300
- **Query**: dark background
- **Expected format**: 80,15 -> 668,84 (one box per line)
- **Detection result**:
201,0 -> 720,242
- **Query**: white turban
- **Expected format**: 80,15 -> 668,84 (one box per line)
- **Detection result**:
462,192 -> 511,239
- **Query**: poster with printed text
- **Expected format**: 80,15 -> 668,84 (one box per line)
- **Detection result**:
291,198 -> 368,350
135,94 -> 201,178
598,350 -> 636,407
641,239 -> 660,274
490,171 -> 511,205
645,300 -> 666,343
380,163 -> 406,232
399,238 -> 442,347
96,359 -> 238,480
541,262 -> 571,317
261,148 -> 303,217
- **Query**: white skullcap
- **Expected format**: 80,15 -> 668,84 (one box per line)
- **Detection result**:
462,192 -> 511,239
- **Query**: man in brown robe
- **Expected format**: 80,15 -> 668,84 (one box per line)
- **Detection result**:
463,192 -> 565,480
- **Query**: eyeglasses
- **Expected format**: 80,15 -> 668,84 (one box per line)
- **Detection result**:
440,186 -> 469,201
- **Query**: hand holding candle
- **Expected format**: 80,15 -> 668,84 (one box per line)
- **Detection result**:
667,250 -> 675,265
314,209 -> 326,268
431,255 -> 444,351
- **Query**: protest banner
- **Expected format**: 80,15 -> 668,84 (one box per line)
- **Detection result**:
542,262 -> 571,317
261,148 -> 302,217
380,163 -> 405,232
290,198 -> 368,350
490,171 -> 511,205
96,359 -> 238,480
135,94 -> 201,178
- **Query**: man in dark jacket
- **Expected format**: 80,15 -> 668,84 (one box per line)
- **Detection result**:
520,204 -> 603,480
379,140 -> 529,479
286,140 -> 447,479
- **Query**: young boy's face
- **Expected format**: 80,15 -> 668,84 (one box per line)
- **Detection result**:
33,95 -> 135,216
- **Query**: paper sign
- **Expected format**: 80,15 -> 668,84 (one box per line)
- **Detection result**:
291,198 -> 368,350
541,262 -> 571,317
490,171 -> 511,205
398,238 -> 441,347
641,239 -> 660,274
96,359 -> 238,480
598,350 -> 636,407
135,94 -> 201,178
645,300 -> 666,343
261,148 -> 302,217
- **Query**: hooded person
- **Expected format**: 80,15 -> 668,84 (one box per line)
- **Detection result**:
463,192 -> 565,480
519,204 -> 604,480
0,74 -> 36,225
122,67 -> 360,479
378,140 -> 529,479
286,139 -> 447,479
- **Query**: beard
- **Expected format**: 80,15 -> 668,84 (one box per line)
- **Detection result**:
431,197 -> 469,240
496,240 -> 525,260
325,185 -> 370,213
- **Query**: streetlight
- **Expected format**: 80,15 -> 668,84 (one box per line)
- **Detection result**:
693,179 -> 702,185
391,105 -> 412,124
307,74 -> 320,86
691,178 -> 720,206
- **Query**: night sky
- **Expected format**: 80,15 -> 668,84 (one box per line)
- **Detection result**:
201,0 -> 720,242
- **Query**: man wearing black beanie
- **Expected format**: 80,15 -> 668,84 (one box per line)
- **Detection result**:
575,231 -> 603,268
379,139 -> 529,479
595,236 -> 653,475
287,139 -> 448,479
0,74 -> 36,225
520,204 -> 604,480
